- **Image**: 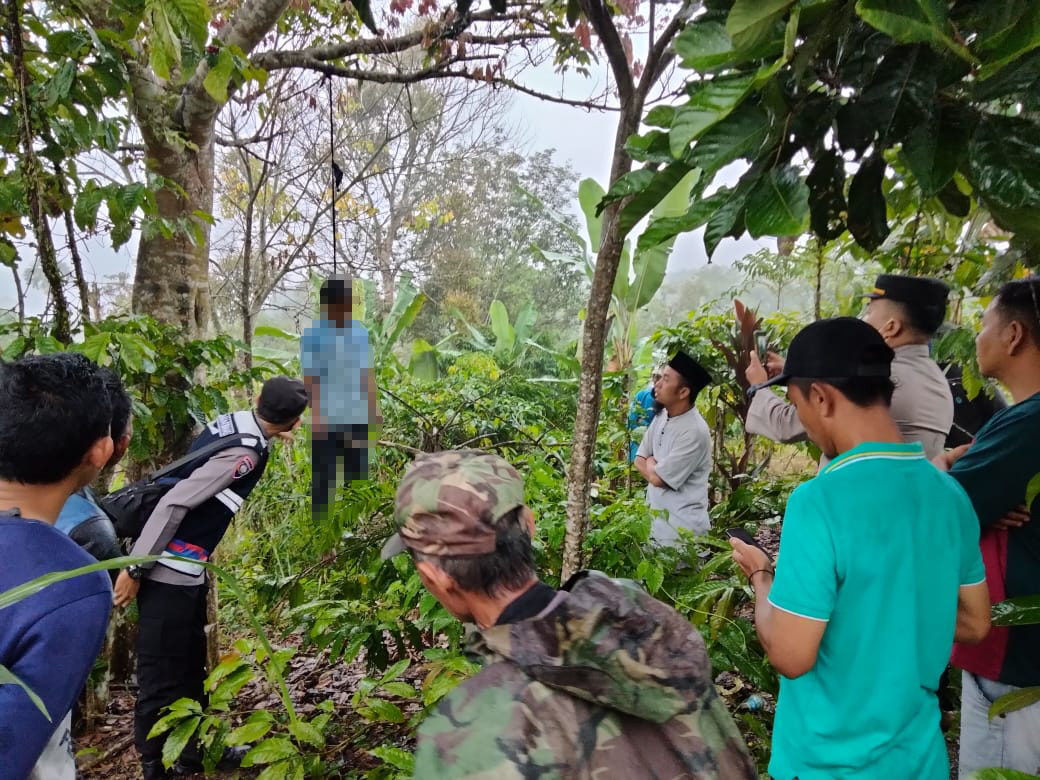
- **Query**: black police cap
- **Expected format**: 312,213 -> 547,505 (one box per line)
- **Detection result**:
749,318 -> 893,395
867,274 -> 950,333
668,351 -> 713,398
257,376 -> 309,424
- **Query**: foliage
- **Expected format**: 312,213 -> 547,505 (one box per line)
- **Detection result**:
0,315 -> 282,469
626,0 -> 1040,271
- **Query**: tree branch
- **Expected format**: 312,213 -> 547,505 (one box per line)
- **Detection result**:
287,60 -> 618,110
578,0 -> 635,105
637,0 -> 695,100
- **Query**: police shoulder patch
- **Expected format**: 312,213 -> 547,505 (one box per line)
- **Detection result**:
232,455 -> 255,479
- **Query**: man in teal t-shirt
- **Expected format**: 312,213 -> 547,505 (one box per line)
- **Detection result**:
731,318 -> 991,780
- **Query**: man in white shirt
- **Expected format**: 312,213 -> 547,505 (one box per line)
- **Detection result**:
634,351 -> 713,545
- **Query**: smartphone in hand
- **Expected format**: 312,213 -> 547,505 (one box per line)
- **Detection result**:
726,527 -> 772,560
753,330 -> 769,363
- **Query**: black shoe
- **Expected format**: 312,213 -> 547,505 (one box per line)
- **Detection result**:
172,745 -> 250,774
141,759 -> 169,780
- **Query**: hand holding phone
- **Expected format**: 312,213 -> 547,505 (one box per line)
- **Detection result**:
725,528 -> 773,561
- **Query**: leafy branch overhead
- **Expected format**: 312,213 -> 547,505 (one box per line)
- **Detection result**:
620,0 -> 1040,261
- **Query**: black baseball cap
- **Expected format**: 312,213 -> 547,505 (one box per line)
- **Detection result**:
748,318 -> 893,395
668,351 -> 713,398
866,274 -> 950,333
257,376 -> 309,424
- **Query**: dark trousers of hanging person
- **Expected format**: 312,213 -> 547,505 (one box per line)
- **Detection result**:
134,577 -> 209,764
312,424 -> 369,521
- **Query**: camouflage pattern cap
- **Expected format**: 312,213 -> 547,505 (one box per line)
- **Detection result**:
381,450 -> 526,559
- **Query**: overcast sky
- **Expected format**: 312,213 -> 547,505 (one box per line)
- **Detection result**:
1,35 -> 768,318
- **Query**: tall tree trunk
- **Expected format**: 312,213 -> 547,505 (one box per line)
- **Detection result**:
561,105 -> 642,580
5,0 -> 71,343
11,263 -> 25,323
64,201 -> 92,324
242,198 -> 255,369
814,240 -> 824,320
131,139 -> 215,337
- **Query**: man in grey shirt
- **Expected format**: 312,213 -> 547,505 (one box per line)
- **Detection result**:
635,351 -> 714,545
746,274 -> 954,466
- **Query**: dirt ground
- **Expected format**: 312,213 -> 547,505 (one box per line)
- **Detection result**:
76,644 -> 418,779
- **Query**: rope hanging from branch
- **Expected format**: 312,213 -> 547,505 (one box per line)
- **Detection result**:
326,75 -> 343,274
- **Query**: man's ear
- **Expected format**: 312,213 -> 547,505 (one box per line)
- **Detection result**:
415,559 -> 456,595
1007,320 -> 1027,354
522,505 -> 536,537
86,435 -> 114,471
810,382 -> 837,418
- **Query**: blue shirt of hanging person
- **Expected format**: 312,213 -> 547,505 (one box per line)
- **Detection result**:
627,386 -> 656,461
300,316 -> 372,428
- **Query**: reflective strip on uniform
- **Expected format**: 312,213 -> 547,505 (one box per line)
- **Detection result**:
157,551 -> 206,577
214,488 -> 244,513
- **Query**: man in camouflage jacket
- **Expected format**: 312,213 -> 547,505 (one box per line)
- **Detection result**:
382,450 -> 757,779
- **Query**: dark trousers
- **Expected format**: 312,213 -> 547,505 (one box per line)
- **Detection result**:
312,425 -> 369,519
134,578 -> 208,762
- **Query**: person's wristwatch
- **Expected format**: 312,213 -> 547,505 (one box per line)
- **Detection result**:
126,565 -> 146,580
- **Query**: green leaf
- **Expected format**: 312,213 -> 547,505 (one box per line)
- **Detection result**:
615,162 -> 696,240
145,0 -> 180,81
382,681 -> 418,698
687,103 -> 771,179
901,108 -> 971,197
35,335 -> 65,354
636,189 -> 732,253
598,170 -> 657,215
227,716 -> 274,746
669,74 -> 756,158
966,770 -> 1040,780
203,47 -> 235,103
992,595 -> 1040,627
0,664 -> 51,721
1027,472 -> 1040,510
806,149 -> 847,241
288,720 -> 324,749
704,182 -> 751,257
643,105 -> 676,129
513,302 -> 537,345
255,760 -> 293,780
726,0 -> 793,43
988,686 -> 1040,720
167,0 -> 211,49
381,278 -> 426,359
975,2 -> 1040,79
380,658 -> 411,684
43,61 -> 77,107
847,155 -> 890,251
75,332 -> 113,364
744,166 -> 810,238
370,746 -> 415,773
408,339 -> 439,381
241,737 -> 298,767
968,115 -> 1040,210
673,21 -> 740,73
162,716 -> 200,769
625,131 -> 675,164
366,698 -> 405,723
254,325 -> 298,341
577,178 -> 605,252
489,300 -> 515,358
627,242 -> 670,311
856,0 -> 971,60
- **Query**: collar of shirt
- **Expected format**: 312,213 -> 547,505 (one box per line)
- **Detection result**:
821,441 -> 926,476
495,581 -> 558,625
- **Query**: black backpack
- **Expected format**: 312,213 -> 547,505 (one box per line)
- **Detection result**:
100,436 -> 251,540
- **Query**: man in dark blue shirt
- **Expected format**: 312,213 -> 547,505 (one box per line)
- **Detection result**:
0,353 -> 115,778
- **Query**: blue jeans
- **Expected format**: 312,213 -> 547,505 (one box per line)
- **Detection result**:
959,670 -> 1040,777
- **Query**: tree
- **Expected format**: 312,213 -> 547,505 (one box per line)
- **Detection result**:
560,0 -> 699,579
35,0 -> 596,337
625,1 -> 1040,268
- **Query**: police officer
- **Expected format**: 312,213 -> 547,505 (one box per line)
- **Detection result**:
112,376 -> 308,780
746,273 -> 954,465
